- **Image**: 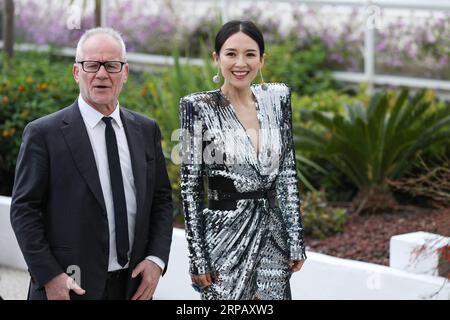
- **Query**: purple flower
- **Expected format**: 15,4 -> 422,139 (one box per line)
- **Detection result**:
330,53 -> 344,64
425,30 -> 436,44
322,30 -> 337,49
406,43 -> 418,60
376,39 -> 388,52
436,56 -> 448,69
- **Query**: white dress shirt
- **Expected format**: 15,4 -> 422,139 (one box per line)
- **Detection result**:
78,95 -> 164,273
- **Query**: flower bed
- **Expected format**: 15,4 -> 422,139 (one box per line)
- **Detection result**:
4,0 -> 449,79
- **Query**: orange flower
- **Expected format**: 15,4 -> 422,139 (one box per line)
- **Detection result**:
17,85 -> 26,92
38,82 -> 49,90
2,130 -> 9,137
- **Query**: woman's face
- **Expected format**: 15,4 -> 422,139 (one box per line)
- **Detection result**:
214,32 -> 265,90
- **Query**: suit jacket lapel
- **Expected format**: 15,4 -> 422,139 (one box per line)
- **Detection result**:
120,108 -> 147,238
60,102 -> 107,214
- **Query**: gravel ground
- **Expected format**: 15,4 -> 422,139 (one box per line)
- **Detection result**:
306,207 -> 450,267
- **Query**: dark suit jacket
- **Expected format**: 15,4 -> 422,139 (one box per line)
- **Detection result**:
10,101 -> 173,300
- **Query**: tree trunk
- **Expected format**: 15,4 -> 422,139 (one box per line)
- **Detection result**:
3,0 -> 14,58
352,186 -> 398,214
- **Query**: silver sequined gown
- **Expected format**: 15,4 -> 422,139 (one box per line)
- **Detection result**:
180,83 -> 307,300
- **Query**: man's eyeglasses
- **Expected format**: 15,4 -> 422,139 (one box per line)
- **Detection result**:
76,61 -> 126,73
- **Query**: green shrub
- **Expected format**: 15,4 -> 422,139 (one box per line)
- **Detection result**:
302,191 -> 347,239
293,85 -> 366,116
292,88 -> 365,200
265,38 -> 337,95
297,89 -> 450,212
0,52 -> 78,194
138,46 -> 216,143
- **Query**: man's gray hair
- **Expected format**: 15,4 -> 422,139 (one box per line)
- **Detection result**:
75,27 -> 127,62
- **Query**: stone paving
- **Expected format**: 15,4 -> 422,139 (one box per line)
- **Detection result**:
0,266 -> 29,300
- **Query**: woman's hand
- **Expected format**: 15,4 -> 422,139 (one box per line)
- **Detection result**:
191,273 -> 214,291
288,259 -> 305,272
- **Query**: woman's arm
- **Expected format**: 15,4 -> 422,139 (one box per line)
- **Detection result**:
179,97 -> 211,275
275,85 -> 307,262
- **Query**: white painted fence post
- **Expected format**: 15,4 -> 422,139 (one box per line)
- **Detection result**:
101,0 -> 108,27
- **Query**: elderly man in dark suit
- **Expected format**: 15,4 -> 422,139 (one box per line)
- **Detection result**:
10,27 -> 173,300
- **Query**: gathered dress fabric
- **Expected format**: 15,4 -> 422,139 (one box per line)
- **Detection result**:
180,83 -> 306,300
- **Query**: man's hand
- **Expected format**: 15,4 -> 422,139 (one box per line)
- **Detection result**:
44,273 -> 86,300
131,259 -> 162,300
288,259 -> 305,272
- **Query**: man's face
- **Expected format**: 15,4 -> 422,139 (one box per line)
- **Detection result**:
73,34 -> 128,113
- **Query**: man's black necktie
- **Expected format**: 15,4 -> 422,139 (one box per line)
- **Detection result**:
102,117 -> 129,267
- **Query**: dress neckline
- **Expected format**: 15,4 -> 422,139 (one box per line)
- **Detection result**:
218,86 -> 262,158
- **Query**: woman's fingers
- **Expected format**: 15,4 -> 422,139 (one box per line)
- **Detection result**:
191,273 -> 213,288
288,259 -> 305,272
205,273 -> 213,285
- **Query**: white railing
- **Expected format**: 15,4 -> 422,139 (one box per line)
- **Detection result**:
0,42 -> 204,67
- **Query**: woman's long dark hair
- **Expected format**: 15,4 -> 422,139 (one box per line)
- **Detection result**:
214,20 -> 265,56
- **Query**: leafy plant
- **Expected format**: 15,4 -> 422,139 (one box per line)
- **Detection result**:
265,38 -> 336,95
292,86 -> 365,200
302,191 -> 347,239
296,154 -> 328,192
297,89 -> 450,213
138,44 -> 216,147
0,52 -> 78,194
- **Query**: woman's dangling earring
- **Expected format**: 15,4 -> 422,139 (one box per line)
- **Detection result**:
212,68 -> 221,84
260,69 -> 268,91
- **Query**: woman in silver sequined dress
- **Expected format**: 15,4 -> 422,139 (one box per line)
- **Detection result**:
179,20 -> 307,300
